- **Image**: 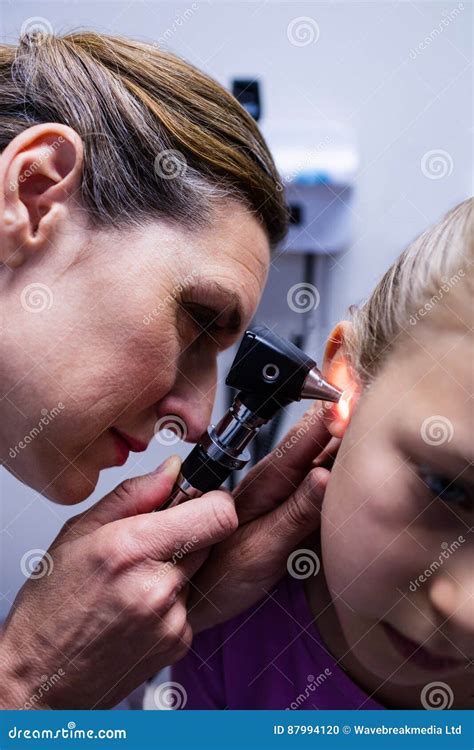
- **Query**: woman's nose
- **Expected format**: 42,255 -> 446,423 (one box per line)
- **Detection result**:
154,350 -> 218,443
429,551 -> 474,644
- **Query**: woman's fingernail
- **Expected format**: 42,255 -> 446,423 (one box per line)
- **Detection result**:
152,454 -> 181,477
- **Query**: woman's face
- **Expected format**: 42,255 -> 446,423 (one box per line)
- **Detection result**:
321,294 -> 473,707
1,202 -> 270,503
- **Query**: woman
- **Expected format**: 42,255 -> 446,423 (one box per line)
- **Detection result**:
0,31 -> 332,708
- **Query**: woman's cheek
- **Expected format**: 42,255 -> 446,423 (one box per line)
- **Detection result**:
86,320 -> 180,424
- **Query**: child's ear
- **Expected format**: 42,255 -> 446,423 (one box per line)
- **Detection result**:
322,321 -> 360,438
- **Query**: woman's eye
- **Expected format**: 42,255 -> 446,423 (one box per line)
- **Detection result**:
182,303 -> 223,337
419,465 -> 471,510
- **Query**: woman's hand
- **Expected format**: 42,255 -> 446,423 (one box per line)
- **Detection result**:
0,456 -> 237,709
188,403 -> 340,633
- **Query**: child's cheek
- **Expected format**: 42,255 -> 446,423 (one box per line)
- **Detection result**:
321,443 -> 421,616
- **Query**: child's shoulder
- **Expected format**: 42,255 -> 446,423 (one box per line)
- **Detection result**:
173,574 -> 383,709
173,574 -> 303,708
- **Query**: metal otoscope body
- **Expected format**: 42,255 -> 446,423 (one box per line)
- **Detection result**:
157,325 -> 342,511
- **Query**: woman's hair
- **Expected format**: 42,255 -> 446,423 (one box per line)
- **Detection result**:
0,31 -> 288,245
345,197 -> 473,385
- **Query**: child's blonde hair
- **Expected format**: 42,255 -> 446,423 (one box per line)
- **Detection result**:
346,198 -> 473,385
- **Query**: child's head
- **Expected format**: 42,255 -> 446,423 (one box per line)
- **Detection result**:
320,198 -> 473,706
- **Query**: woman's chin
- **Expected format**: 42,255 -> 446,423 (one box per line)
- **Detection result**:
35,465 -> 100,505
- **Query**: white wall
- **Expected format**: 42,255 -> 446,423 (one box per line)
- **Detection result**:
1,0 -> 472,618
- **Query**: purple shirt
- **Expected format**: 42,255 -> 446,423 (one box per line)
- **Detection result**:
173,574 -> 384,710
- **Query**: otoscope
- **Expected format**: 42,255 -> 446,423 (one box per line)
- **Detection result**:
157,325 -> 342,511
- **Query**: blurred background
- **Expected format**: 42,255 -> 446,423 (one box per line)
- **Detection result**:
0,0 -> 472,634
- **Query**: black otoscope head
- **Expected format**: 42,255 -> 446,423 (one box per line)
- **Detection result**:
157,325 -> 342,509
226,325 -> 323,420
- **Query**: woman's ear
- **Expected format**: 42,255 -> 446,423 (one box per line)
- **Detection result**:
322,320 -> 360,438
0,123 -> 83,268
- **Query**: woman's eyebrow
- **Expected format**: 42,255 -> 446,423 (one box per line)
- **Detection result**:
202,281 -> 245,332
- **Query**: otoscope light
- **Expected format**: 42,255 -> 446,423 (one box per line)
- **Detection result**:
336,384 -> 357,423
337,391 -> 351,421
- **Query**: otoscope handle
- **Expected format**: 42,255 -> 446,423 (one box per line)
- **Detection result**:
157,443 -> 238,511
178,443 -> 232,494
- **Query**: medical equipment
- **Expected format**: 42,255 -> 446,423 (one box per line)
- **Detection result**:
157,325 -> 341,510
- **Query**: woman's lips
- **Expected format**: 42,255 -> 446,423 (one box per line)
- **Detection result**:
109,428 -> 148,465
382,622 -> 465,672
114,429 -> 148,453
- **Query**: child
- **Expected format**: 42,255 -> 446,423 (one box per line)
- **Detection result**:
173,198 -> 473,710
